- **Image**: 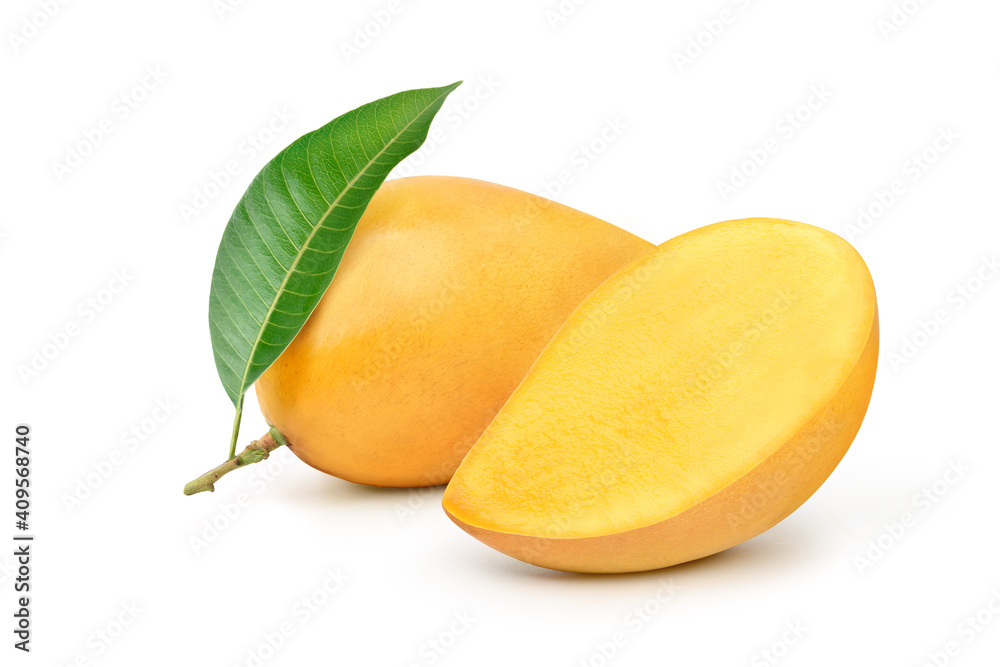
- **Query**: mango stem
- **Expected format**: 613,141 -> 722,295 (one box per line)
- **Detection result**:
184,427 -> 289,495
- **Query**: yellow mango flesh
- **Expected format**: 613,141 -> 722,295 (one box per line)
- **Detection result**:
443,218 -> 878,573
254,176 -> 652,487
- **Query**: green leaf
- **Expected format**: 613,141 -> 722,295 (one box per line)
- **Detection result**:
207,82 -> 461,453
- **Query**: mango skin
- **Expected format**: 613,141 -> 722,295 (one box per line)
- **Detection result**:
443,218 -> 878,573
254,176 -> 652,487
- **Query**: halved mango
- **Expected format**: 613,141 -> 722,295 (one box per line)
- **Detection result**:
443,218 -> 878,573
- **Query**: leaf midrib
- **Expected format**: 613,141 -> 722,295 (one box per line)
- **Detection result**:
233,89 -> 452,398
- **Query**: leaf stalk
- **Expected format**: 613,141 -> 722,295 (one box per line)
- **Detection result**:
228,394 -> 244,459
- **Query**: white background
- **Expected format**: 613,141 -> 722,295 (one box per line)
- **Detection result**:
2,1 -> 999,665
